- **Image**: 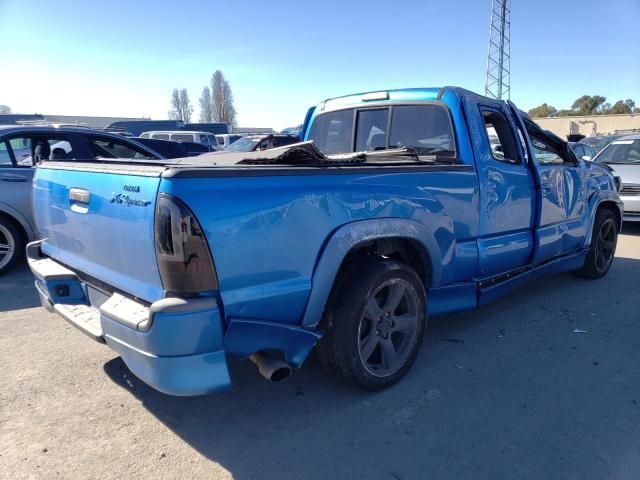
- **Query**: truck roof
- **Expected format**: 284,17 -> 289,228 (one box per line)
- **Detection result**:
316,86 -> 490,113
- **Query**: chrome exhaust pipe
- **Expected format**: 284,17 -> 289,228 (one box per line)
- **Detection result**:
249,351 -> 292,383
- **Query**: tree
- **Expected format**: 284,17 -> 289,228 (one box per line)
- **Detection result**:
199,86 -> 214,123
210,70 -> 237,125
179,89 -> 193,123
608,100 -> 632,115
168,88 -> 193,122
168,88 -> 181,120
0,105 -> 11,114
528,103 -> 557,118
570,95 -> 607,115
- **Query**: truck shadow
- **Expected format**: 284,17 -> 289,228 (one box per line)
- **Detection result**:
622,222 -> 640,236
102,255 -> 640,479
0,263 -> 40,312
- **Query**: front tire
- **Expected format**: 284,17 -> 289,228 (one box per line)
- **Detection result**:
0,218 -> 22,275
317,258 -> 426,391
575,209 -> 618,279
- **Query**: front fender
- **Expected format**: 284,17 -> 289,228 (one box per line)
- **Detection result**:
584,190 -> 624,248
301,218 -> 443,327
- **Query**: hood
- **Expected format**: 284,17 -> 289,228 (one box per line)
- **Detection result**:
603,163 -> 640,184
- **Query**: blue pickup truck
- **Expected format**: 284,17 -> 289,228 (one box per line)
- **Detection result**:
28,87 -> 622,395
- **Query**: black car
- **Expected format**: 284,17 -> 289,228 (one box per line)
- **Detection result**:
0,125 -> 165,274
223,134 -> 300,152
135,137 -> 210,158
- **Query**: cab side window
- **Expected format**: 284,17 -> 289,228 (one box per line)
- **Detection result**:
481,109 -> 520,163
529,135 -> 567,165
2,136 -> 75,166
0,141 -> 14,166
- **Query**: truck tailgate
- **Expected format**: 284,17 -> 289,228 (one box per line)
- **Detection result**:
33,163 -> 166,302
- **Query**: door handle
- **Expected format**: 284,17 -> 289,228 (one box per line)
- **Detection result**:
0,174 -> 28,183
69,188 -> 91,204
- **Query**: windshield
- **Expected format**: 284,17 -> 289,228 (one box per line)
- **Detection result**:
225,137 -> 260,152
595,139 -> 640,164
581,136 -> 619,152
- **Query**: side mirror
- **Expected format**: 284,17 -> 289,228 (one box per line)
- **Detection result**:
581,155 -> 592,161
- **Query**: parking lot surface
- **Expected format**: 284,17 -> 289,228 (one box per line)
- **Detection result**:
1,226 -> 639,480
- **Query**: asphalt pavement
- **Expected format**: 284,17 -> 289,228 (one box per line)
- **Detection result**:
1,225 -> 639,480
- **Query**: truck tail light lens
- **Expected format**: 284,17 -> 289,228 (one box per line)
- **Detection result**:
154,193 -> 218,295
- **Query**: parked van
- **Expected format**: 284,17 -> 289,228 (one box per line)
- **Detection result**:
215,134 -> 243,149
140,131 -> 220,150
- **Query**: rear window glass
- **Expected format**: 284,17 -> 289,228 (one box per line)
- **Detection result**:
355,109 -> 389,152
389,105 -> 455,155
308,104 -> 456,157
307,109 -> 353,155
89,139 -> 156,160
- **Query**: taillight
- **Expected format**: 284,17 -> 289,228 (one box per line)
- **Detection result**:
154,193 -> 218,295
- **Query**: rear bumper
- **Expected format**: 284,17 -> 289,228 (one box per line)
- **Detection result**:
28,241 -> 231,396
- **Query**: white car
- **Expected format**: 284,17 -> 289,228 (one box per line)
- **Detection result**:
140,130 -> 220,150
593,135 -> 640,222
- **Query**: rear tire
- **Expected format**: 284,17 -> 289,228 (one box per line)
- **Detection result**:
0,218 -> 22,275
575,209 -> 618,279
316,257 -> 426,391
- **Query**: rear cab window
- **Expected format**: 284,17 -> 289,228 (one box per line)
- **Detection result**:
308,103 -> 457,161
87,137 -> 156,160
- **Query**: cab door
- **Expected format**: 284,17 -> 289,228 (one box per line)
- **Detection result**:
463,96 -> 536,279
509,108 -> 588,263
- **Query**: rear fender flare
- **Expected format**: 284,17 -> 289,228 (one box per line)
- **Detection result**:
301,218 -> 442,327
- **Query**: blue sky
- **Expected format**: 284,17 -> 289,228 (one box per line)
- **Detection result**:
0,0 -> 638,129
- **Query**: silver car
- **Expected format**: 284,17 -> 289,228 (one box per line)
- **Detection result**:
593,134 -> 640,222
0,125 -> 164,274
